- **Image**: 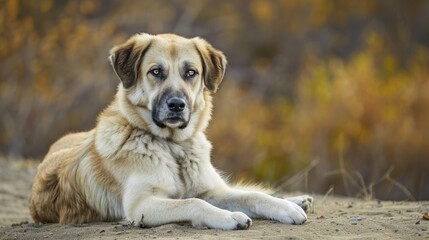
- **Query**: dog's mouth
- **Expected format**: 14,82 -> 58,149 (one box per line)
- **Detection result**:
154,117 -> 189,129
153,113 -> 190,129
165,117 -> 183,124
165,116 -> 187,128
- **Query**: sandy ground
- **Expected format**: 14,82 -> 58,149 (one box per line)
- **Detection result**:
0,158 -> 428,240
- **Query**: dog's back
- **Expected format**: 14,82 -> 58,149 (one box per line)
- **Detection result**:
44,132 -> 88,157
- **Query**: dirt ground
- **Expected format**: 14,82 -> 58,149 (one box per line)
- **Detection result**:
0,158 -> 428,240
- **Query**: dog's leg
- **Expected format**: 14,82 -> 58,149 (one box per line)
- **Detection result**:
123,196 -> 252,230
202,188 -> 308,224
122,175 -> 251,230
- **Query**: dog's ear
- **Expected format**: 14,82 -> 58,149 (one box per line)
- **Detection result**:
109,34 -> 152,89
194,38 -> 227,93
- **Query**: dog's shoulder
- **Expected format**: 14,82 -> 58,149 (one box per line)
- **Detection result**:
94,101 -> 135,158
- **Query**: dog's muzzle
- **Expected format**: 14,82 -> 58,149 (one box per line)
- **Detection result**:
152,91 -> 190,129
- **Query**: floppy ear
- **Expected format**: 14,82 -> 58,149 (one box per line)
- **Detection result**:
194,38 -> 227,93
109,34 -> 152,89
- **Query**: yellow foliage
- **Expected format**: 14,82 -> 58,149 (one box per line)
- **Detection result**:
210,38 -> 429,199
250,0 -> 273,24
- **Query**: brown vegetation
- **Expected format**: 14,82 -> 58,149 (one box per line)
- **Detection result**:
1,0 -> 428,200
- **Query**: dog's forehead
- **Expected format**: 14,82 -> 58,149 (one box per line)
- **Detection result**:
143,34 -> 201,64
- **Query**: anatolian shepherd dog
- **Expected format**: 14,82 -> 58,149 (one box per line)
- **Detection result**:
29,33 -> 313,230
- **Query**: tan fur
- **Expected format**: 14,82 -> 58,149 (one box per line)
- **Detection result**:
29,33 -> 311,229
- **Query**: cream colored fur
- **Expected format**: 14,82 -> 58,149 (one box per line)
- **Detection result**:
29,33 -> 312,230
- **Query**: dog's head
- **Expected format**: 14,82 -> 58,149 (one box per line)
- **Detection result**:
109,33 -> 226,140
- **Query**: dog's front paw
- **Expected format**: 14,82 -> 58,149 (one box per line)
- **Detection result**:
229,212 -> 252,230
286,195 -> 314,213
194,210 -> 252,230
276,200 -> 308,225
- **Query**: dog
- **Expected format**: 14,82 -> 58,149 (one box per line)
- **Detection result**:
29,33 -> 312,230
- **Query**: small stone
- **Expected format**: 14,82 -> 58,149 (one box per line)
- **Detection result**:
350,216 -> 363,221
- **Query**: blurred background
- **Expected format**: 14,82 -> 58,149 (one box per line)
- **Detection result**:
1,0 -> 428,200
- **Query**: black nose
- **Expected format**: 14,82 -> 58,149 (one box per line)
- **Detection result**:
167,97 -> 186,112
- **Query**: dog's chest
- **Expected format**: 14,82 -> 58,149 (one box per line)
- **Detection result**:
164,141 -> 204,198
124,130 -> 211,198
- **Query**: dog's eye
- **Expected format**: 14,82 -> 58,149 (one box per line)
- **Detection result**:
149,68 -> 161,77
185,69 -> 197,78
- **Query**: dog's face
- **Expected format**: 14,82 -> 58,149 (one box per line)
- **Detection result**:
109,33 -> 226,140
